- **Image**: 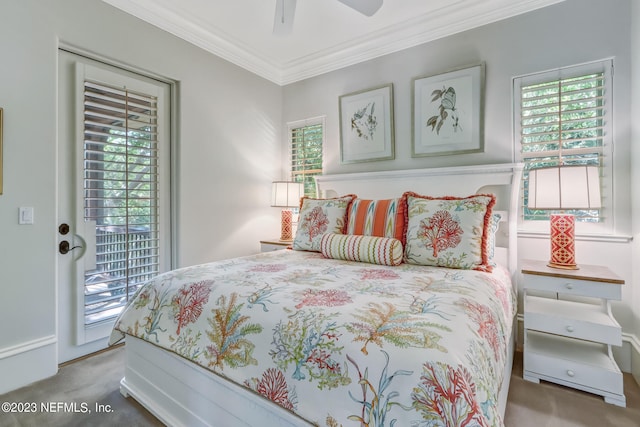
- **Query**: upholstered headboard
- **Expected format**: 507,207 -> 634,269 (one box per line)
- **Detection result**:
315,163 -> 524,280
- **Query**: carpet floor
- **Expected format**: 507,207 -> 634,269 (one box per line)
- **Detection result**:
1,346 -> 639,426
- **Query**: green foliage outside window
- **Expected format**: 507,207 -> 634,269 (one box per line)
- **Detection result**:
519,71 -> 605,222
291,122 -> 323,198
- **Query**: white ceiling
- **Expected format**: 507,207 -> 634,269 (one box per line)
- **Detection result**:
102,0 -> 564,85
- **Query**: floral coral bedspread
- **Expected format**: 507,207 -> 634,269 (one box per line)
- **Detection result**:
109,249 -> 515,427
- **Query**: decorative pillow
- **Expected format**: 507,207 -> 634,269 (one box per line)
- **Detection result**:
487,212 -> 502,262
346,198 -> 406,244
403,192 -> 496,271
320,233 -> 403,266
293,195 -> 357,252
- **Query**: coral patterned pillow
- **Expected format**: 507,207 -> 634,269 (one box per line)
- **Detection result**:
403,192 -> 496,271
346,198 -> 406,244
487,212 -> 502,263
320,233 -> 403,266
293,195 -> 357,252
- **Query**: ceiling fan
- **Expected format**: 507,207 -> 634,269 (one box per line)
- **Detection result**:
274,0 -> 383,35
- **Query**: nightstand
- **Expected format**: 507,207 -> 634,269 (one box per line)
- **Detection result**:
521,259 -> 625,407
260,239 -> 290,252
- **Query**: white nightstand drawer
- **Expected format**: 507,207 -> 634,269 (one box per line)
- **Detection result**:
521,260 -> 625,406
523,274 -> 621,300
525,296 -> 621,345
524,332 -> 623,395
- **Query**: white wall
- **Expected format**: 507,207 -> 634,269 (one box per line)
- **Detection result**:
630,0 -> 640,382
0,0 -> 282,393
283,0 -> 638,366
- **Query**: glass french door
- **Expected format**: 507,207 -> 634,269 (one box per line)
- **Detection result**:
57,50 -> 172,362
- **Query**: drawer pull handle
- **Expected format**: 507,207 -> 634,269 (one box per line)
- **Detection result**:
566,325 -> 575,333
566,370 -> 575,377
565,283 -> 574,290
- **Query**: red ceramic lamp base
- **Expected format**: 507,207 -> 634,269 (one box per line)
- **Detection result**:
548,213 -> 579,270
280,209 -> 293,242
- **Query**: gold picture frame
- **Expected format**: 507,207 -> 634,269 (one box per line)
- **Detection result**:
0,108 -> 3,195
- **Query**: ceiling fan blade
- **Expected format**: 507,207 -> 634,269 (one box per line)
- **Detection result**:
273,0 -> 297,35
337,0 -> 383,17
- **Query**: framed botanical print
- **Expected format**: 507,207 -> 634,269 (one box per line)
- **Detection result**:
339,83 -> 394,163
412,63 -> 484,157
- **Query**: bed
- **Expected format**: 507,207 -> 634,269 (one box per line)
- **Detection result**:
109,163 -> 523,427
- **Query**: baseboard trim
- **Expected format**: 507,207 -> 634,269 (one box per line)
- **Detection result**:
0,336 -> 58,395
0,335 -> 57,360
623,332 -> 640,355
624,332 -> 640,385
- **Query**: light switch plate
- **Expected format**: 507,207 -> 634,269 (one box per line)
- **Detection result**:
19,207 -> 34,225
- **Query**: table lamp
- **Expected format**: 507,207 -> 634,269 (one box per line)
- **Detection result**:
271,181 -> 304,242
527,165 -> 601,270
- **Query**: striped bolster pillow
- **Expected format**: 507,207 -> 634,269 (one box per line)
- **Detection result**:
320,233 -> 403,266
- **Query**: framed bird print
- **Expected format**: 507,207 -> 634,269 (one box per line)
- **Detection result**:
412,63 -> 484,157
339,83 -> 394,163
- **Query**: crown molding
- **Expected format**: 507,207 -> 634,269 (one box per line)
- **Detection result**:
102,0 -> 564,86
280,0 -> 565,84
102,0 -> 285,83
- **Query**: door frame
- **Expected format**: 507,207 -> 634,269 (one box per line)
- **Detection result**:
56,44 -> 178,362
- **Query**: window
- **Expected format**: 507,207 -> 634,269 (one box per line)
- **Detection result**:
514,60 -> 613,227
289,117 -> 324,197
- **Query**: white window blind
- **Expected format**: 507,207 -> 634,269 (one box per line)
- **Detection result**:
514,60 -> 612,223
83,80 -> 161,326
290,118 -> 324,197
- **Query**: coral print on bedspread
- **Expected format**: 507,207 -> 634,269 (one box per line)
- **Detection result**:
110,249 -> 515,427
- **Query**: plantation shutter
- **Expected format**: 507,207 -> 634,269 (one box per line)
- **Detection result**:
290,118 -> 324,197
515,60 -> 612,222
83,80 -> 161,326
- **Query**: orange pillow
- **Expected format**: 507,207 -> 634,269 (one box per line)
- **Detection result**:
346,198 -> 406,244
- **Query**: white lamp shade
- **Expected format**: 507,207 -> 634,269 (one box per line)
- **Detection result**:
528,165 -> 601,210
271,181 -> 304,207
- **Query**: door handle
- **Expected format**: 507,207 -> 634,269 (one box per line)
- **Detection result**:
59,240 -> 82,255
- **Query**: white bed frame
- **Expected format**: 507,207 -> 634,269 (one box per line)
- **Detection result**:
119,163 -> 524,427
